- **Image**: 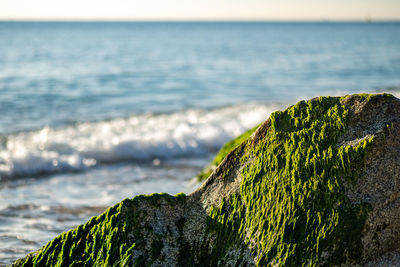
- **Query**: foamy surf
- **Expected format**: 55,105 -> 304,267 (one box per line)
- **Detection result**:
0,102 -> 281,179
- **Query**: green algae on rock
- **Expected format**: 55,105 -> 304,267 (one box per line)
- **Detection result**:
202,96 -> 372,266
13,94 -> 400,266
12,193 -> 187,267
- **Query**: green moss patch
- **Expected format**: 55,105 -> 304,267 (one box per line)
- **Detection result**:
13,193 -> 186,267
204,96 -> 375,266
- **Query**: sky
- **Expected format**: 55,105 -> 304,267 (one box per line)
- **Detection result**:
0,0 -> 399,21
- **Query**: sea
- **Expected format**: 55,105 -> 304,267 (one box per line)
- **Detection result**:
0,21 -> 399,265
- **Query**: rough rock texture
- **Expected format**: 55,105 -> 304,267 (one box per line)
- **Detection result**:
195,125 -> 259,182
12,94 -> 400,266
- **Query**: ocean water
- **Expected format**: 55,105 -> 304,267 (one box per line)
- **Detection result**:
0,21 -> 400,265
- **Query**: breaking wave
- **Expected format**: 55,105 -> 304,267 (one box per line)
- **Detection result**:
0,102 -> 282,179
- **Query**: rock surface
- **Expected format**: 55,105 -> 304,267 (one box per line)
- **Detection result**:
195,124 -> 259,182
12,94 -> 400,266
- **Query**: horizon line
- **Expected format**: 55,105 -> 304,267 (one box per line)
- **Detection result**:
1,18 -> 400,23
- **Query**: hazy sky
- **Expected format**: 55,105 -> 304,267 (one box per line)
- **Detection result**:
1,0 -> 399,21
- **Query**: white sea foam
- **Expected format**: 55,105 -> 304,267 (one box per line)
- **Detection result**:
0,103 -> 282,179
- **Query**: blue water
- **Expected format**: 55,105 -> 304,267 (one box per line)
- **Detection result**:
1,22 -> 399,134
0,22 -> 400,265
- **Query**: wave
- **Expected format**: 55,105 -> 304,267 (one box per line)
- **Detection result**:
0,102 -> 282,180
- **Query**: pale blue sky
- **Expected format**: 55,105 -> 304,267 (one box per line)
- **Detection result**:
1,0 -> 399,21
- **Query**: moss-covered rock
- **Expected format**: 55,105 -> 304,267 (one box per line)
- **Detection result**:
12,193 -> 187,267
12,94 -> 400,266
